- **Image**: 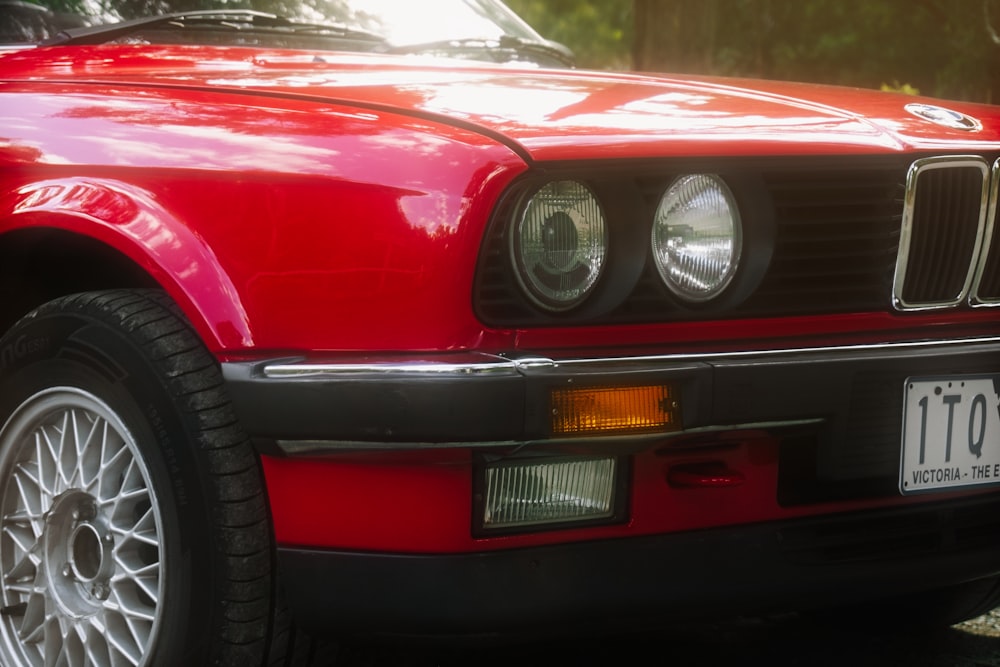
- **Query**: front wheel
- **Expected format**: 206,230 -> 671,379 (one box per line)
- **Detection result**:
0,290 -> 273,666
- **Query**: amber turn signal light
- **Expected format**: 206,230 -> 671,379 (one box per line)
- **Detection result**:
549,384 -> 681,436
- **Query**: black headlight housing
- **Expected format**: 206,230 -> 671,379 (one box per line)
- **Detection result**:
474,163 -> 775,326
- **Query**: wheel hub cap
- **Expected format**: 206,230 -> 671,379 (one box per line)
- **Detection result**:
45,491 -> 115,618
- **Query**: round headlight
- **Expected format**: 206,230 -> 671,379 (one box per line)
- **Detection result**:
512,181 -> 608,311
652,174 -> 742,302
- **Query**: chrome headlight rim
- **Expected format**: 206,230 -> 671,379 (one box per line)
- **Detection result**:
651,173 -> 744,304
510,179 -> 609,313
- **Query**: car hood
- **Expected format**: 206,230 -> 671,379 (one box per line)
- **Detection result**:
4,45 -> 1000,161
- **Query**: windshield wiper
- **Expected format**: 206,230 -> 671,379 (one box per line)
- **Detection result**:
386,34 -> 574,68
44,10 -> 387,47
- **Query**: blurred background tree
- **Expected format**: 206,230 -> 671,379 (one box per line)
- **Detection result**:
506,0 -> 633,69
506,0 -> 1000,103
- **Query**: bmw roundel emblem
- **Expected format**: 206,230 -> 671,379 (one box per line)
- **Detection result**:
904,103 -> 982,131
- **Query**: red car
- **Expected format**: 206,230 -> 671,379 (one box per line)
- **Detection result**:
1,1 -> 1000,665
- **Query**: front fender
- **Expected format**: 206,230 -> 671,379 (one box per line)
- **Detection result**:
0,177 -> 253,350
0,83 -> 528,354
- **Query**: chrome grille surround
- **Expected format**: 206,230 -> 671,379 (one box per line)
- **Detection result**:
892,156 -> 990,311
970,157 -> 1000,307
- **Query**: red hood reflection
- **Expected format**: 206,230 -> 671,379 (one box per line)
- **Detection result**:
2,44 -> 999,160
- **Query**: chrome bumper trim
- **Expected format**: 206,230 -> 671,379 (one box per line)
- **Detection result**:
259,336 -> 1000,379
262,355 -> 557,378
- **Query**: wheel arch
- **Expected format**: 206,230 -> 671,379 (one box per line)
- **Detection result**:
0,177 -> 254,352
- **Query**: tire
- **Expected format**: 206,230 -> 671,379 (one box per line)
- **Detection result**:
0,290 -> 273,666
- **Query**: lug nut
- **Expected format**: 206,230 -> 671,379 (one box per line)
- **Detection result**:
91,583 -> 110,601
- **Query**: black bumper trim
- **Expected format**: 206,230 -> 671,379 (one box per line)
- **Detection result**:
221,357 -> 534,444
223,338 -> 1000,453
278,496 -> 1000,638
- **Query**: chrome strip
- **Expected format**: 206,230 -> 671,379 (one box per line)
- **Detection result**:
263,360 -> 523,378
263,356 -> 557,378
273,418 -> 826,454
970,157 -> 1000,307
259,336 -> 1000,378
892,156 -> 990,311
547,335 -> 1000,369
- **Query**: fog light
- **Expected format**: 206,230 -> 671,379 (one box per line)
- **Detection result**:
482,457 -> 617,531
550,384 -> 680,436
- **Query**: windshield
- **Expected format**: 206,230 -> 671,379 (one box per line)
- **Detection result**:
0,0 -> 574,66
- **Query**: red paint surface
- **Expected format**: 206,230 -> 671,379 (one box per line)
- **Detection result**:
262,435 -> 968,553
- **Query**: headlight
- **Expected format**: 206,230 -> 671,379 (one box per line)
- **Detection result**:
652,174 -> 742,302
512,180 -> 608,311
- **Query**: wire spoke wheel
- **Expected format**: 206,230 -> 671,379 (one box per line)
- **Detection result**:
0,387 -> 163,666
0,290 -> 277,666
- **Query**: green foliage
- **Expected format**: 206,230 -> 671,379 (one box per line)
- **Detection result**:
715,0 -> 999,102
881,81 -> 921,96
504,0 -> 632,69
505,0 -> 1000,103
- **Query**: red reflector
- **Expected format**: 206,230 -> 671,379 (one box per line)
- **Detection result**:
666,462 -> 745,489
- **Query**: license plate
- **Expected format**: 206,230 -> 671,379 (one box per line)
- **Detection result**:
900,375 -> 1000,495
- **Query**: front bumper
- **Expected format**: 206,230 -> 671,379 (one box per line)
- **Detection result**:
223,336 -> 1000,456
278,494 -> 1000,638
223,336 -> 1000,634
